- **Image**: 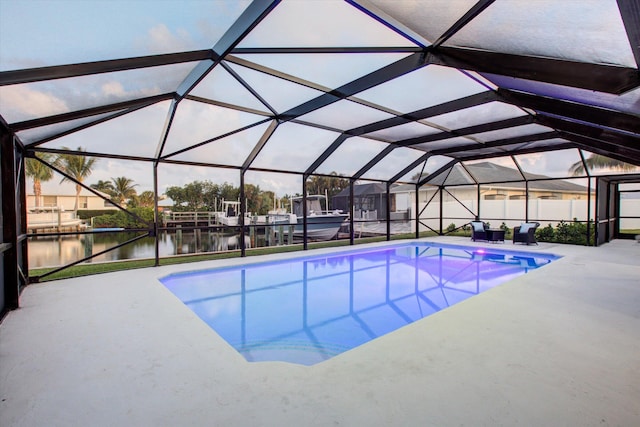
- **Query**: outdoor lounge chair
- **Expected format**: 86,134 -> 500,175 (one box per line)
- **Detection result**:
470,221 -> 489,241
513,222 -> 540,245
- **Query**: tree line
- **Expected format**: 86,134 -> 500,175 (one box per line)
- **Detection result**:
26,147 -> 352,218
26,147 -> 96,212
164,173 -> 350,215
26,147 -> 151,211
164,181 -> 276,215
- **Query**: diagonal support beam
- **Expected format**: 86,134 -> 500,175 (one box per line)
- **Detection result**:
160,118 -> 272,160
352,145 -> 396,180
389,154 -> 429,183
280,52 -> 429,121
304,134 -> 350,175
30,153 -> 152,226
242,120 -> 279,171
220,62 -> 278,116
155,0 -> 280,160
175,0 -> 280,99
418,159 -> 458,186
432,0 -> 496,47
346,1 -> 428,47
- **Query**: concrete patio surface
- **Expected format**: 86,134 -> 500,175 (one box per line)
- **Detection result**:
1,237 -> 639,426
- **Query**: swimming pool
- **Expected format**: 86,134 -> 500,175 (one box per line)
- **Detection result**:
160,242 -> 559,366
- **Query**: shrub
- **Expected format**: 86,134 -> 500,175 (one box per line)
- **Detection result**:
92,207 -> 154,229
536,224 -> 555,242
446,223 -> 456,232
535,219 -> 594,245
77,209 -> 119,219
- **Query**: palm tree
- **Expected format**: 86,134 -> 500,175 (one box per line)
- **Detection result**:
90,180 -> 115,196
134,191 -> 155,208
57,147 -> 97,212
306,172 -> 350,209
111,176 -> 138,206
25,153 -> 56,209
570,154 -> 636,176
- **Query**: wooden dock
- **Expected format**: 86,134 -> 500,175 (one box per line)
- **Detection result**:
162,211 -> 218,228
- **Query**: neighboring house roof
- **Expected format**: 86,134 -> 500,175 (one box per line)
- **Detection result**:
333,182 -> 389,198
390,162 -> 587,194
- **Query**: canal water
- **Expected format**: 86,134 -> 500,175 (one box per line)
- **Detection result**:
28,230 -> 252,269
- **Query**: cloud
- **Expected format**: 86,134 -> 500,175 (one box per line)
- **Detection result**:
101,81 -> 127,97
0,85 -> 68,122
245,171 -> 302,196
143,24 -> 195,53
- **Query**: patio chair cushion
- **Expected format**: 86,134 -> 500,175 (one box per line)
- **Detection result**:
518,222 -> 536,233
471,222 -> 486,232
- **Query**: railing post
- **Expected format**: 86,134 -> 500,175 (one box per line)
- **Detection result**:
153,163 -> 160,266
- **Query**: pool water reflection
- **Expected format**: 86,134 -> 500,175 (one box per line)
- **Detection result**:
160,243 -> 559,366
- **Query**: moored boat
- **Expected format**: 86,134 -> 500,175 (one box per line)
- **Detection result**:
272,195 -> 348,241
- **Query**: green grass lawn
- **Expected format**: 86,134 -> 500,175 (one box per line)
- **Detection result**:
620,229 -> 640,234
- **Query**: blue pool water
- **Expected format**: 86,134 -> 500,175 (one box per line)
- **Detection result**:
160,242 -> 559,366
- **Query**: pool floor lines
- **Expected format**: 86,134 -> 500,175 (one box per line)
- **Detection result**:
160,242 -> 558,365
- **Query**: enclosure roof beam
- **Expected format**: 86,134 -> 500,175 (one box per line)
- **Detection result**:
428,131 -> 559,156
428,47 -> 640,94
11,93 -> 174,132
498,89 -> 640,134
347,91 -> 497,137
231,46 -> 422,54
558,132 -> 640,166
0,51 -> 214,86
617,0 -> 640,68
33,146 -> 157,163
535,115 -> 640,153
448,142 -> 577,163
396,114 -> 534,147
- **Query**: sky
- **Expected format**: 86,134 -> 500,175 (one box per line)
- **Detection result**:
1,0 -> 424,197
2,0 -> 638,200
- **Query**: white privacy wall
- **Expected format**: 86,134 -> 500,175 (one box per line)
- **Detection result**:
409,200 -> 640,230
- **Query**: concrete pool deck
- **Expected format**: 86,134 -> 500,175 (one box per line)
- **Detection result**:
1,237 -> 639,426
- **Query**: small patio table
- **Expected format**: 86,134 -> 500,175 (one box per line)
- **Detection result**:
486,229 -> 505,243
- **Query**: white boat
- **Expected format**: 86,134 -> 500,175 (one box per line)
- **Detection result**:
27,206 -> 86,232
216,201 -> 250,227
272,195 -> 348,241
